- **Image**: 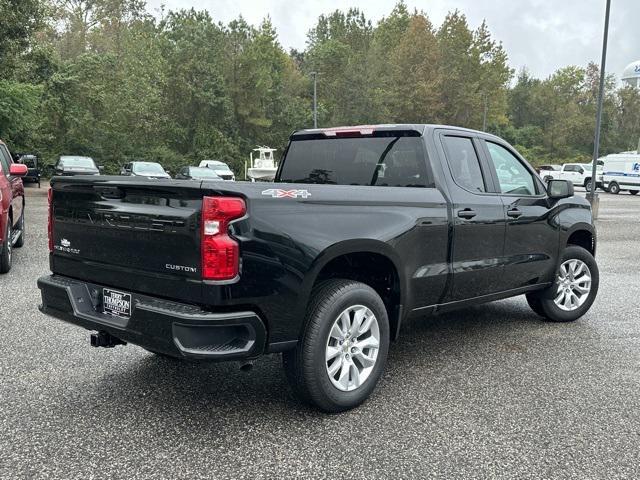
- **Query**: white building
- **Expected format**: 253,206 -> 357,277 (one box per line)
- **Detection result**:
622,60 -> 640,88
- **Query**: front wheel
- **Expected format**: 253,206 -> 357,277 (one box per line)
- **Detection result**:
283,279 -> 390,412
526,246 -> 598,322
0,219 -> 12,273
608,182 -> 620,194
584,179 -> 592,191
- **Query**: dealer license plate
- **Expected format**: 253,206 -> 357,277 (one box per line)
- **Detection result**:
102,288 -> 132,318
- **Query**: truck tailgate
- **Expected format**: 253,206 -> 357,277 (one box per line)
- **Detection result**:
50,177 -> 204,300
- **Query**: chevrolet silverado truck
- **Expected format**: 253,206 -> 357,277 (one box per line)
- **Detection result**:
1,140 -> 28,273
38,124 -> 599,412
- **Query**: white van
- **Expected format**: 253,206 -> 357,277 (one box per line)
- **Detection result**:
602,153 -> 640,195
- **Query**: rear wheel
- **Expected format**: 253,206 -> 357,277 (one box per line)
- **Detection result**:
608,182 -> 620,194
0,219 -> 12,273
584,178 -> 592,191
629,190 -> 638,195
283,279 -> 390,412
526,246 -> 598,322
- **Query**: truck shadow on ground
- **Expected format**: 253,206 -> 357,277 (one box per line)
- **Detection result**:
71,297 -> 560,419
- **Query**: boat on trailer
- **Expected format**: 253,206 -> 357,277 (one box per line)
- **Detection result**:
246,147 -> 278,181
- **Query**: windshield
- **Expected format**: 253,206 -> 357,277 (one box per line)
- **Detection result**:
21,156 -> 37,167
204,161 -> 230,171
278,135 -> 432,187
189,167 -> 221,179
60,157 -> 95,168
133,162 -> 166,174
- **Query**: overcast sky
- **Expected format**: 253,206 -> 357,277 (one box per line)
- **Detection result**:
146,0 -> 639,80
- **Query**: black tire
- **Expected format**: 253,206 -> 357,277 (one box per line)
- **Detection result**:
283,279 -> 390,412
629,190 -> 639,195
608,182 -> 620,194
584,178 -> 592,191
526,246 -> 598,322
0,219 -> 12,274
526,295 -> 546,317
14,211 -> 24,248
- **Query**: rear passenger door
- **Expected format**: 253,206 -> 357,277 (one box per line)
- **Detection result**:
437,132 -> 506,301
480,139 -> 559,290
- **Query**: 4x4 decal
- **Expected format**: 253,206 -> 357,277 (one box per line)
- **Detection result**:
261,189 -> 311,199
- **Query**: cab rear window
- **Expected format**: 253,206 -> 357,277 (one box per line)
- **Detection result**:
278,135 -> 433,187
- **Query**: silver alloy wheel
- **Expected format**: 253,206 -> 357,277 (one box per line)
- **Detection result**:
325,305 -> 380,392
554,259 -> 591,311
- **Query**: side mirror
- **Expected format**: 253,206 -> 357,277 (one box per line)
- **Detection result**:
9,163 -> 28,176
98,165 -> 104,171
547,179 -> 574,199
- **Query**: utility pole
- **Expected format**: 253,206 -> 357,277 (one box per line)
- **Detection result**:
311,72 -> 318,129
482,94 -> 488,131
587,0 -> 611,219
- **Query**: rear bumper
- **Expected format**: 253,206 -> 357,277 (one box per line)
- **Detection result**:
37,275 -> 266,361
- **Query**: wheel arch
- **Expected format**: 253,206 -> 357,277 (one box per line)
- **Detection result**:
298,240 -> 407,341
564,223 -> 596,256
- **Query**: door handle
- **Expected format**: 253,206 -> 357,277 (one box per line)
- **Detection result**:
457,208 -> 477,219
507,208 -> 523,218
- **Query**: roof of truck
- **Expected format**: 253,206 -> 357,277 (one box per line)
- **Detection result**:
291,124 -> 500,140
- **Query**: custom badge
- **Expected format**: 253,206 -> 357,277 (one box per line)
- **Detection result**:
261,189 -> 311,199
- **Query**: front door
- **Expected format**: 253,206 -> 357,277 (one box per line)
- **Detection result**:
438,132 -> 506,301
0,145 -> 23,226
481,139 -> 559,290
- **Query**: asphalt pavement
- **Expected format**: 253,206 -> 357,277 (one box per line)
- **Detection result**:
1,184 -> 639,479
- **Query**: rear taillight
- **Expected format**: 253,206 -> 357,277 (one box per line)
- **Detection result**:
47,187 -> 53,253
201,196 -> 246,281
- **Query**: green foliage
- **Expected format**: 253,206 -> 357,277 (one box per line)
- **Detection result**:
0,0 -> 637,176
0,80 -> 43,150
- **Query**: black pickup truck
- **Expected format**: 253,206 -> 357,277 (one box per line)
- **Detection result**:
38,124 -> 599,412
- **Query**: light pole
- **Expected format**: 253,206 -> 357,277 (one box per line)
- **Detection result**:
587,0 -> 612,219
311,72 -> 318,128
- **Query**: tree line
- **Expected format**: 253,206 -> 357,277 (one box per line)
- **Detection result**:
0,0 -> 638,176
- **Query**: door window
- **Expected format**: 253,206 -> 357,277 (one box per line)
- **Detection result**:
486,142 -> 537,195
442,136 -> 486,193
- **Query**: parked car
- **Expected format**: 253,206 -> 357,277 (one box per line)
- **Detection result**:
541,162 -> 603,191
38,124 -> 599,412
0,140 -> 28,273
198,160 -> 235,180
18,154 -> 41,187
536,164 -> 561,177
175,166 -> 223,181
601,153 -> 640,195
121,161 -> 171,179
55,156 -> 102,176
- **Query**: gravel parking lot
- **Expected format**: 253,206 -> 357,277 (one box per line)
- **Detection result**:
1,184 -> 639,479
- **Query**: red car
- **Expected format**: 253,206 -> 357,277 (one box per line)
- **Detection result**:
0,140 -> 28,273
